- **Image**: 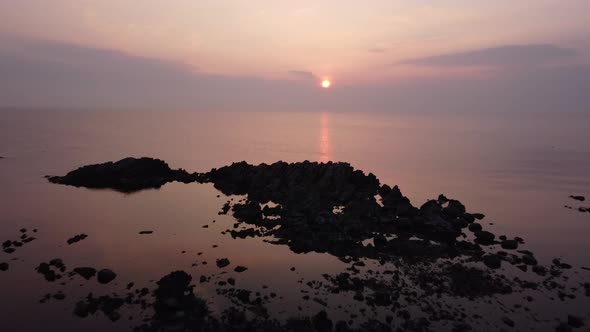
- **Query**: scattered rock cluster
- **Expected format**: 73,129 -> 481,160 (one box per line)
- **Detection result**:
565,195 -> 589,214
40,158 -> 590,331
2,228 -> 37,254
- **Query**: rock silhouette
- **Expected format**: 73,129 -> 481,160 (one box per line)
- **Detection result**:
48,157 -> 200,192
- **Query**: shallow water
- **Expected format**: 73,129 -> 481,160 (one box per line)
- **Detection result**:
0,110 -> 589,331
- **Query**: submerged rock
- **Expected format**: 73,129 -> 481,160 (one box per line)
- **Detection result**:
47,157 -> 200,192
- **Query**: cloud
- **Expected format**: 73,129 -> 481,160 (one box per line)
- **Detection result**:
368,47 -> 387,53
400,44 -> 576,67
288,70 -> 316,80
0,37 -> 588,113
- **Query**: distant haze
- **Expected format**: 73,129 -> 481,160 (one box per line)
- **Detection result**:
0,1 -> 589,112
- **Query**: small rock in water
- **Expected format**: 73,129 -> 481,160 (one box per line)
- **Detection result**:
73,267 -> 97,280
471,213 -> 485,220
138,231 -> 153,235
569,195 -> 585,202
0,262 -> 8,271
97,269 -> 117,284
67,234 -> 88,245
216,258 -> 230,268
234,266 -> 248,272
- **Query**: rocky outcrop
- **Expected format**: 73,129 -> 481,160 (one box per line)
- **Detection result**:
47,157 -> 201,192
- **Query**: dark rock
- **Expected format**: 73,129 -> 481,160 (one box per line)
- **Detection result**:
471,213 -> 485,220
555,322 -> 573,332
73,267 -> 97,280
474,231 -> 495,245
97,269 -> 117,284
501,240 -> 518,250
36,259 -> 66,282
567,315 -> 584,328
522,255 -> 538,266
234,266 -> 248,272
468,223 -> 482,232
139,231 -> 153,234
569,195 -> 585,202
74,301 -> 90,317
216,258 -> 230,268
67,234 -> 88,245
483,255 -> 502,269
502,316 -> 515,327
532,265 -> 547,276
0,262 -> 8,271
312,311 -> 333,332
47,157 -> 201,192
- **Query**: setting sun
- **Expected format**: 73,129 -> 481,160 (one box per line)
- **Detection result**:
321,80 -> 331,88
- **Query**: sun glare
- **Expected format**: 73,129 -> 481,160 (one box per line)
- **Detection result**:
321,80 -> 331,88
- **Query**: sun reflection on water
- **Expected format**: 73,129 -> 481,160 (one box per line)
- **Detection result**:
319,112 -> 332,162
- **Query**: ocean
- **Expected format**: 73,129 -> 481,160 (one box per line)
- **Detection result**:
1,109 -> 589,331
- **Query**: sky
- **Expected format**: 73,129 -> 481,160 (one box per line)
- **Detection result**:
0,0 -> 589,111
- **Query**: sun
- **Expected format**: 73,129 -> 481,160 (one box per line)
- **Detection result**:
321,80 -> 331,88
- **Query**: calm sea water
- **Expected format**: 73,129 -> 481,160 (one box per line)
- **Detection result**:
0,110 -> 589,331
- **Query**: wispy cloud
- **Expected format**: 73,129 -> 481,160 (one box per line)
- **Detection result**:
368,47 -> 387,53
400,44 -> 576,67
1,37 -> 589,113
288,70 -> 316,80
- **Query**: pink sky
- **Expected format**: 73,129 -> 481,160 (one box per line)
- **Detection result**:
1,1 -> 589,84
